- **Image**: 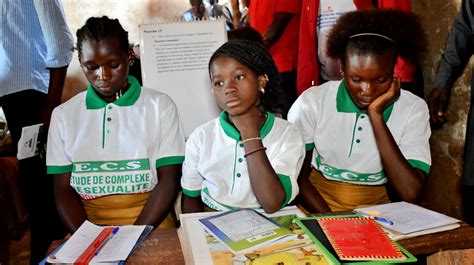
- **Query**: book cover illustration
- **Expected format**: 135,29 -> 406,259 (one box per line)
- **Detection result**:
202,214 -> 333,265
317,217 -> 406,261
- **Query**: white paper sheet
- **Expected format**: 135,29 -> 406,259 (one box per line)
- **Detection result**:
355,201 -> 460,235
47,220 -> 146,264
17,123 -> 43,160
139,20 -> 227,137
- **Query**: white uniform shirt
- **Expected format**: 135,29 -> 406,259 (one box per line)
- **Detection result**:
288,80 -> 431,185
181,112 -> 305,211
47,76 -> 185,200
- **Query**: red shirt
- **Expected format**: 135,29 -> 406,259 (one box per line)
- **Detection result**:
249,0 -> 302,72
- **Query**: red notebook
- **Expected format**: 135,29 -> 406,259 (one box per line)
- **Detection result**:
317,217 -> 406,261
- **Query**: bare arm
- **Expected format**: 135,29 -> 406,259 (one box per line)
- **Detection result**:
262,12 -> 294,48
231,108 -> 285,213
54,172 -> 87,233
296,151 -> 331,213
42,66 -> 68,127
135,164 -> 181,227
368,78 -> 425,202
182,195 -> 204,213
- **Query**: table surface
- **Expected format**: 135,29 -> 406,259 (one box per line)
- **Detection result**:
48,220 -> 474,264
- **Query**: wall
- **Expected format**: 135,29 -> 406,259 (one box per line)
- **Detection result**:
413,0 -> 471,218
61,0 -> 188,101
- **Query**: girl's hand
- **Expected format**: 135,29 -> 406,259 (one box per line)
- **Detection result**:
368,77 -> 401,116
229,106 -> 261,138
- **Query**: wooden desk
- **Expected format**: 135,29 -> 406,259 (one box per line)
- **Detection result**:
49,222 -> 474,264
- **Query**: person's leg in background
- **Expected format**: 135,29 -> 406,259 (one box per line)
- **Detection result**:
0,89 -> 67,264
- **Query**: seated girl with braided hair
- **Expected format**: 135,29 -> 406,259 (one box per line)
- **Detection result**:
288,9 -> 431,212
47,16 -> 185,232
181,40 -> 305,214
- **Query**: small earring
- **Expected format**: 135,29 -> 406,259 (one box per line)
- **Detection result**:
260,87 -> 265,94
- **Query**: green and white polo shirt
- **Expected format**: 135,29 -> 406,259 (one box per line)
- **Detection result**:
181,112 -> 305,211
288,80 -> 431,186
46,76 -> 185,200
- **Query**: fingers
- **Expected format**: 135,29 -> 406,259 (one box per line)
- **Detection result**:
428,88 -> 450,128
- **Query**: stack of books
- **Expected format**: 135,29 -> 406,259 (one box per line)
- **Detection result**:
178,206 -> 334,265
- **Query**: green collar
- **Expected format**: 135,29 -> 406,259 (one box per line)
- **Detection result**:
336,80 -> 394,122
219,111 -> 275,141
86,76 -> 141,109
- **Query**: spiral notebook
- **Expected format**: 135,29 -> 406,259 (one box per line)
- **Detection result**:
317,217 -> 405,261
294,215 -> 417,264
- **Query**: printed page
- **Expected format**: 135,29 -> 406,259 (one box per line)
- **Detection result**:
208,210 -> 279,242
355,201 -> 460,234
179,206 -> 305,264
139,20 -> 227,137
17,123 -> 43,160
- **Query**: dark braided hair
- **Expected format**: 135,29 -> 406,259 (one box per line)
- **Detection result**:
76,16 -> 129,57
209,40 -> 289,116
326,9 -> 427,66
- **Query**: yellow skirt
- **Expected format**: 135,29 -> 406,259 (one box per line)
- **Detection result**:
83,193 -> 176,229
309,169 -> 390,211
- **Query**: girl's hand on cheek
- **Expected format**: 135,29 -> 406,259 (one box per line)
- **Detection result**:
229,106 -> 261,138
368,77 -> 401,117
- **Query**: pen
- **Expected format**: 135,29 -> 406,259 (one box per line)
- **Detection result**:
355,211 -> 394,226
94,227 -> 120,256
75,226 -> 118,264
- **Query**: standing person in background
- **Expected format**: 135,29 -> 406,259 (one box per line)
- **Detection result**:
297,0 -> 421,97
0,0 -> 73,263
428,0 -> 474,226
297,0 -> 373,95
249,0 -> 302,106
181,0 -> 234,30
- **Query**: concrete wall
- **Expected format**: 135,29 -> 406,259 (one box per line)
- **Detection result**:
61,0 -> 188,101
413,0 -> 471,218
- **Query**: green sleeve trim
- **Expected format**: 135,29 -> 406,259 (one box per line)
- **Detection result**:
47,165 -> 72,174
156,156 -> 185,168
182,188 -> 201,197
408,159 -> 431,174
305,143 -> 315,151
277,174 -> 293,207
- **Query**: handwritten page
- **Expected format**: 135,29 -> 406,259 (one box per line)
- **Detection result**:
355,201 -> 460,234
48,220 -> 146,264
139,20 -> 227,137
90,225 -> 146,263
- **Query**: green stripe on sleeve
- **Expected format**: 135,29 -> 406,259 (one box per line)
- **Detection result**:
277,174 -> 293,207
156,156 -> 185,168
47,165 -> 73,174
407,159 -> 431,174
182,188 -> 201,197
305,143 -> 315,151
